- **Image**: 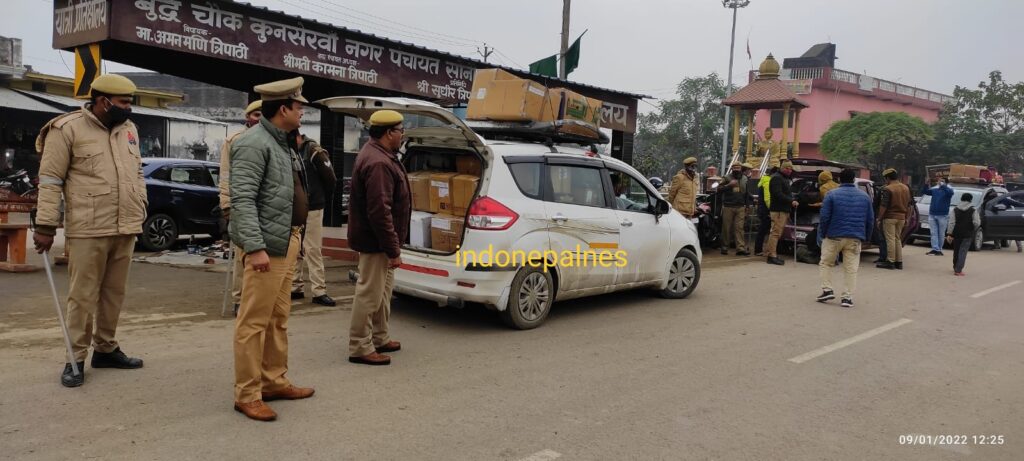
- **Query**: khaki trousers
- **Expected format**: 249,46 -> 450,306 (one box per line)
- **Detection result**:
234,229 -> 301,403
292,209 -> 327,297
765,211 -> 789,258
349,252 -> 394,357
230,243 -> 244,305
721,206 -> 747,252
819,238 -> 862,298
883,219 -> 906,263
66,235 -> 136,362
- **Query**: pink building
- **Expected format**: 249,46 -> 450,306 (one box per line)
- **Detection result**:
751,44 -> 951,160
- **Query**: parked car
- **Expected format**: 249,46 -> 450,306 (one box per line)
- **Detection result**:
911,182 -> 1009,251
140,158 -> 220,251
981,189 -> 1024,248
321,96 -> 702,330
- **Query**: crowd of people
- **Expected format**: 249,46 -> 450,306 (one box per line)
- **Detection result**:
664,157 -> 1006,308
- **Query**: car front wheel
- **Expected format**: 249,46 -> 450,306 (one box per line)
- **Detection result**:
141,213 -> 178,251
659,249 -> 701,299
500,266 -> 555,330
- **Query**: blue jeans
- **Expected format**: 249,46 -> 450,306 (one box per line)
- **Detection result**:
929,215 -> 949,251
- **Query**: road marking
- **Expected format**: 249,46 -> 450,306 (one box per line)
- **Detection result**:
970,280 -> 1022,299
788,318 -> 913,364
517,450 -> 562,461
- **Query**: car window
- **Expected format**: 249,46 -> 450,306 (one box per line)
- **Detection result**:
609,170 -> 656,213
169,166 -> 213,187
207,166 -> 220,186
150,166 -> 171,181
508,162 -> 541,199
996,194 -> 1024,209
547,165 -> 607,208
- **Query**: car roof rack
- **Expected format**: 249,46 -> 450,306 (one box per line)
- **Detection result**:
465,119 -> 610,146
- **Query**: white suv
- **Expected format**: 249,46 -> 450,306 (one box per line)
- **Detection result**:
320,96 -> 702,329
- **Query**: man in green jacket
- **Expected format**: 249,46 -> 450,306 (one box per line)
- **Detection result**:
229,77 -> 314,422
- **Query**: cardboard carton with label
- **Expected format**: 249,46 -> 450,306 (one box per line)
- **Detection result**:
408,171 -> 434,212
430,172 -> 460,214
451,174 -> 480,217
430,214 -> 465,252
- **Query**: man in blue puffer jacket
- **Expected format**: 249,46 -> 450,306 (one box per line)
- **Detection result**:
921,176 -> 954,256
816,169 -> 875,308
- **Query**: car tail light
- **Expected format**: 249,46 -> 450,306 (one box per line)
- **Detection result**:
467,196 -> 518,230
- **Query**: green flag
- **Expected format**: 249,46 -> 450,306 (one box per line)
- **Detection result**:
564,32 -> 585,76
529,54 -> 558,77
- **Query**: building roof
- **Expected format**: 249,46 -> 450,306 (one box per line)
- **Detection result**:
0,87 -> 63,114
14,90 -> 225,124
722,79 -> 808,109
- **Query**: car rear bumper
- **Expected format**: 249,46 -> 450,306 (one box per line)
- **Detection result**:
350,253 -> 517,310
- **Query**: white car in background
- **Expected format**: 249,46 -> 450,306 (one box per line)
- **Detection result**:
321,96 -> 702,329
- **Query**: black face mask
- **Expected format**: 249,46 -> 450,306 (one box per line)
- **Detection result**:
104,98 -> 131,125
732,171 -> 742,179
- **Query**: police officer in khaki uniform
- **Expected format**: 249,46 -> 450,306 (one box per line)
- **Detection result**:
219,100 -> 262,316
33,74 -> 147,388
230,77 -> 314,422
668,156 -> 700,218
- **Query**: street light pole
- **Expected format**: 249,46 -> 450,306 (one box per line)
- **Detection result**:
719,0 -> 749,174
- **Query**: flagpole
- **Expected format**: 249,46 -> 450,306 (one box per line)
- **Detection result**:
560,0 -> 571,79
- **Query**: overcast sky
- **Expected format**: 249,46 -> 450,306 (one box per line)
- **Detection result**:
5,0 -> 1023,113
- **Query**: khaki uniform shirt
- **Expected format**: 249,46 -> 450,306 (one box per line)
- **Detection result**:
35,107 -> 147,237
218,129 -> 246,211
668,170 -> 699,217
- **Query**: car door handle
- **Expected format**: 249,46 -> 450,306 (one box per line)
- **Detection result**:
170,189 -> 184,195
551,214 -> 568,223
620,219 -> 633,227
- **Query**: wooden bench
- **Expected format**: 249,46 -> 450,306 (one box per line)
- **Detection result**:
0,220 -> 38,272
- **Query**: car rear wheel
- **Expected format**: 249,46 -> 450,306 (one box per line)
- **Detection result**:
141,213 -> 178,251
969,228 -> 983,251
658,249 -> 701,299
500,267 -> 554,330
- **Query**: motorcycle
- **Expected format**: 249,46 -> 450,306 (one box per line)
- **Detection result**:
695,181 -> 722,249
0,169 -> 38,203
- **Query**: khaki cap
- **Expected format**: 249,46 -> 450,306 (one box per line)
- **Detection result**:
741,162 -> 754,169
244,100 -> 262,115
683,156 -> 698,165
254,77 -> 308,103
781,160 -> 794,169
882,168 -> 897,176
369,110 -> 404,126
730,161 -> 742,168
90,74 -> 137,96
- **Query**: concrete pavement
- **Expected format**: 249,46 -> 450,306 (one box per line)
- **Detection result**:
1,243 -> 1021,460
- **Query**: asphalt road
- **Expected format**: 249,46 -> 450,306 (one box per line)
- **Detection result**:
1,242 -> 1022,460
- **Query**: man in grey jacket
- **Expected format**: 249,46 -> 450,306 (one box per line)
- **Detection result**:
229,77 -> 314,422
946,193 -> 981,276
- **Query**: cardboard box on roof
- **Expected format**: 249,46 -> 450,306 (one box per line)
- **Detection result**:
451,174 -> 479,217
430,172 -> 459,214
550,88 -> 603,137
408,171 -> 433,212
430,214 -> 465,252
467,69 -> 550,122
949,164 -> 966,177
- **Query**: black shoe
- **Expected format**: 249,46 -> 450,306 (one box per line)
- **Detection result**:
816,290 -> 835,303
232,303 -> 239,317
873,258 -> 885,264
840,298 -> 853,308
926,250 -> 940,256
754,252 -> 764,257
91,348 -> 144,369
894,262 -> 903,270
767,257 -> 785,266
61,362 -> 86,388
936,251 -> 945,256
736,250 -> 750,256
311,295 -> 336,306
875,261 -> 895,269
720,249 -> 729,255
291,291 -> 304,300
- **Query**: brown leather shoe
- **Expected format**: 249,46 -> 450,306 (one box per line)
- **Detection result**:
263,385 -> 315,402
375,340 -> 401,353
348,351 -> 391,366
234,400 -> 277,421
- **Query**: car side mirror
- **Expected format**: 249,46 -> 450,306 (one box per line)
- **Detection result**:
994,204 -> 1007,212
654,199 -> 670,215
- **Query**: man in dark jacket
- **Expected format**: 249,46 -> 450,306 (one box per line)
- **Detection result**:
718,161 -> 752,256
765,161 -> 799,265
946,193 -> 981,276
753,166 -> 777,256
291,133 -> 338,306
816,169 -> 874,308
347,110 -> 410,366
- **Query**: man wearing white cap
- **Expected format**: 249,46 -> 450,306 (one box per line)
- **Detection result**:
33,74 -> 148,387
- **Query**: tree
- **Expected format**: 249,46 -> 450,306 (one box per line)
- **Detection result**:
819,112 -> 935,179
633,73 -> 735,179
933,71 -> 1024,172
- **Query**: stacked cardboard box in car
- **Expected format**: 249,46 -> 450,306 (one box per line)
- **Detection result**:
405,165 -> 479,252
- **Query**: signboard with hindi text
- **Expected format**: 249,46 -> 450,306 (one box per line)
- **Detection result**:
53,0 -> 638,132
